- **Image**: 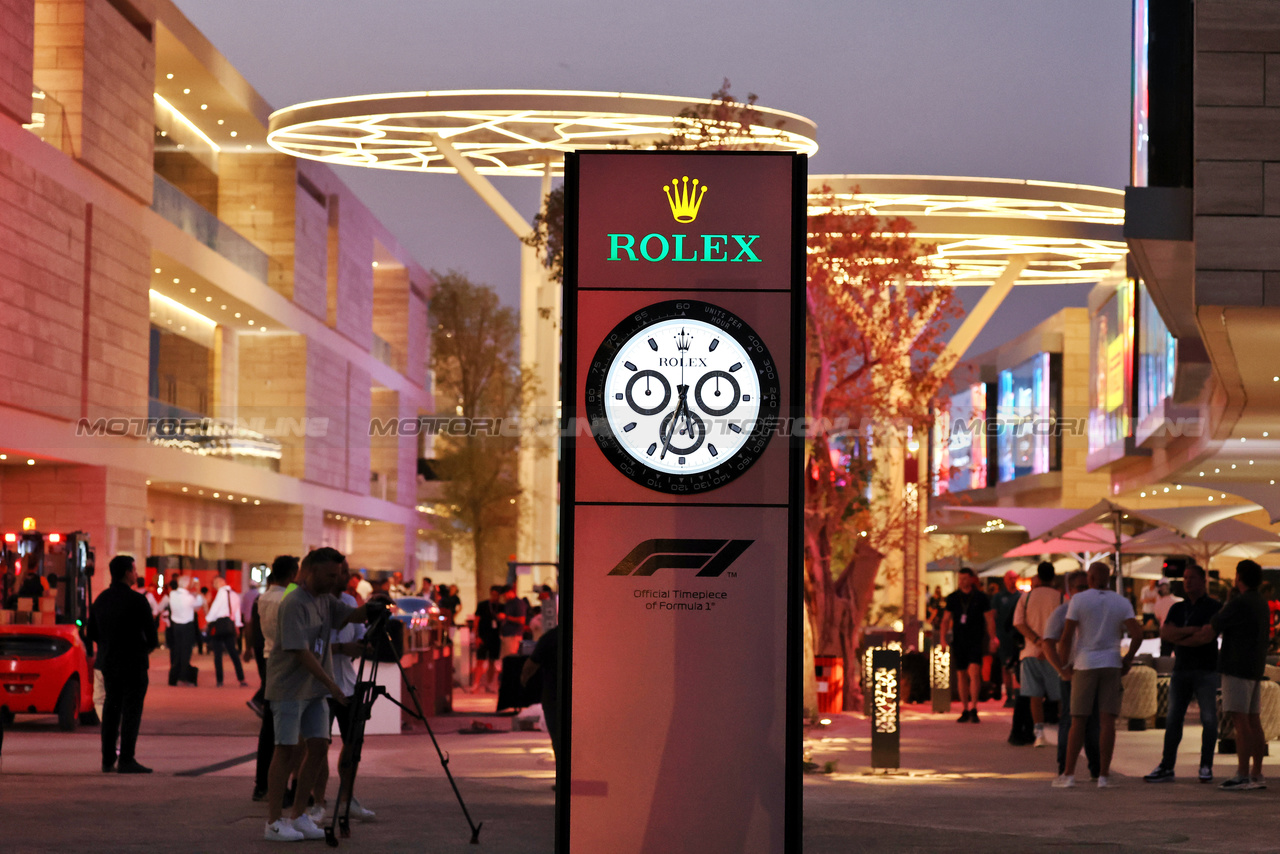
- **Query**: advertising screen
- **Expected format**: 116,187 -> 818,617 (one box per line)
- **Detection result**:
1088,278 -> 1135,463
1135,281 -> 1177,440
997,354 -> 1053,483
932,383 -> 987,495
1132,0 -> 1150,187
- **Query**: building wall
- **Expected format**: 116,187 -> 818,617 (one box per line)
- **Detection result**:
407,278 -> 428,389
1057,307 -> 1112,505
2,0 -> 432,579
0,145 -> 85,419
237,334 -> 307,479
345,364 -> 371,494
350,520 -> 408,573
232,502 -> 321,564
372,265 -> 410,373
85,204 -> 150,418
293,183 -> 328,320
33,0 -> 153,203
147,490 -> 234,550
0,0 -> 34,124
370,388 -> 398,501
304,340 -> 349,490
0,463 -> 146,595
1194,0 -> 1280,305
217,153 -> 296,300
320,184 -> 374,348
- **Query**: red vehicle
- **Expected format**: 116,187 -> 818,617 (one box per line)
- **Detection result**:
1,529 -> 97,730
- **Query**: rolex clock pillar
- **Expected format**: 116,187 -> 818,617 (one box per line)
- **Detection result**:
560,152 -> 805,854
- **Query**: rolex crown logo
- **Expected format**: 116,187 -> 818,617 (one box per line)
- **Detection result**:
664,176 -> 707,223
675,328 -> 692,352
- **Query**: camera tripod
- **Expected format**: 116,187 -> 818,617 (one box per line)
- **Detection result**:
326,612 -> 482,847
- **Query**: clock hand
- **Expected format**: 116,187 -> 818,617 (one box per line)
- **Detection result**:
659,385 -> 689,461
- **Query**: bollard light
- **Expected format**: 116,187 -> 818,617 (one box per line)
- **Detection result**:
930,643 -> 952,713
870,647 -> 902,769
930,644 -> 950,691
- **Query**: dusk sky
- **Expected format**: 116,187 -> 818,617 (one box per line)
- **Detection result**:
173,0 -> 1132,355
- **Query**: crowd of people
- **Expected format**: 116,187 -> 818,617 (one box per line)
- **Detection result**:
85,551 -> 503,842
933,558 -> 1274,791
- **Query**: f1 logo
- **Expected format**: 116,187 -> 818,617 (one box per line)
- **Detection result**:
608,539 -> 753,577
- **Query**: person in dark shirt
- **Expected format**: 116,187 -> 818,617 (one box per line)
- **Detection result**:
87,555 -> 159,774
470,586 -> 503,693
1144,563 -> 1222,784
940,567 -> 998,723
1194,559 -> 1271,790
521,625 -> 560,772
991,570 -> 1022,706
437,584 -> 462,625
498,585 -> 529,656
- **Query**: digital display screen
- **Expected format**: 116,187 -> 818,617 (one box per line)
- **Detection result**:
997,353 -> 1052,483
1132,0 -> 1150,187
1135,280 -> 1177,440
932,383 -> 987,495
1089,278 -> 1135,461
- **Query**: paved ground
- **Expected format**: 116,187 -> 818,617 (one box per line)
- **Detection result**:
5,652 -> 1280,852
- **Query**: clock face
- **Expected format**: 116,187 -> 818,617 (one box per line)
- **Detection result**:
585,300 -> 780,494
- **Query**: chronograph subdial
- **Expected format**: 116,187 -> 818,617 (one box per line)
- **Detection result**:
658,405 -> 706,458
624,370 -> 672,416
693,370 -> 741,417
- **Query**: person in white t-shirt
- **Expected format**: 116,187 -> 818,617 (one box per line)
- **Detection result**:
158,577 -> 200,686
205,577 -> 247,687
355,573 -> 373,603
1014,562 -> 1064,747
1053,562 -> 1143,790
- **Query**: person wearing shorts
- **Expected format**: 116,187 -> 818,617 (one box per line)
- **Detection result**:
1014,561 -> 1064,747
1198,559 -> 1270,791
940,568 -> 997,723
263,548 -> 372,842
1054,562 -> 1141,790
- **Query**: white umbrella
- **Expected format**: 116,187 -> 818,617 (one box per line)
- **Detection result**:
977,555 -> 1079,578
1178,480 -> 1280,525
1121,518 -> 1280,564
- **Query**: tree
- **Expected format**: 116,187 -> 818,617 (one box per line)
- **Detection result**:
806,189 -> 959,711
656,78 -> 784,151
428,271 -> 527,596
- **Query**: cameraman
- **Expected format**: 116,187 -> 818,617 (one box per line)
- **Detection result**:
327,559 -> 376,822
263,548 -> 378,842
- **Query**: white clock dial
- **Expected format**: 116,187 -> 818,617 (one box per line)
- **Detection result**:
603,318 -> 762,475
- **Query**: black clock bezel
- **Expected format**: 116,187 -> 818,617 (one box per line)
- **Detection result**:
585,298 -> 781,494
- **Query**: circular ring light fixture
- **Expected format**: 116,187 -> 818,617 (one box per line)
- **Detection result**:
810,175 -> 1127,287
268,90 -> 819,177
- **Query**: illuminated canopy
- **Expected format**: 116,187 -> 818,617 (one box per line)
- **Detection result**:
267,90 -> 819,176
809,175 -> 1127,286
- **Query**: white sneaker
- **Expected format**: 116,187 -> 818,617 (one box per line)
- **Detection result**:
1097,776 -> 1117,789
306,803 -> 326,823
264,819 -> 305,842
290,813 -> 326,840
348,797 -> 376,822
1051,774 -> 1076,788
1033,733 -> 1048,748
